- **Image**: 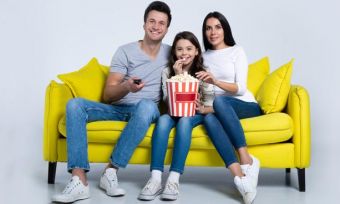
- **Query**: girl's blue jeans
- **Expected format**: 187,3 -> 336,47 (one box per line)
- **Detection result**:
151,113 -> 204,174
203,96 -> 262,167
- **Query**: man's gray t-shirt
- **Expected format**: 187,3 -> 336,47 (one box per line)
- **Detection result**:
110,41 -> 170,105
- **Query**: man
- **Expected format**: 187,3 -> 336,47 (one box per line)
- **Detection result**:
52,1 -> 171,203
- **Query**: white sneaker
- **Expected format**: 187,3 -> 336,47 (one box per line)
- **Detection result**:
138,178 -> 162,200
241,155 -> 260,187
161,181 -> 179,201
99,168 -> 125,197
234,176 -> 256,204
52,176 -> 90,203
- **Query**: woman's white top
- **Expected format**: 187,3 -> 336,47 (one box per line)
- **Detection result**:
203,45 -> 257,103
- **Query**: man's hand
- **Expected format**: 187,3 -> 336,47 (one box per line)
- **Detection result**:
126,77 -> 145,93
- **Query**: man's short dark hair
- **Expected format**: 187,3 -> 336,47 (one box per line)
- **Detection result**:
144,1 -> 172,27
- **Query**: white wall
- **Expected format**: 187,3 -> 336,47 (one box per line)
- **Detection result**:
1,0 -> 339,167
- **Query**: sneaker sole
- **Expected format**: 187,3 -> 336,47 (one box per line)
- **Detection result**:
52,194 -> 90,203
138,189 -> 162,201
161,193 -> 178,201
99,183 -> 125,197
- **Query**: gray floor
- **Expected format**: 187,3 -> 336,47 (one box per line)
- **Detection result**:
1,135 -> 338,204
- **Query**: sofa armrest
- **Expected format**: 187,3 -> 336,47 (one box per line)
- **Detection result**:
43,80 -> 74,161
286,85 -> 311,168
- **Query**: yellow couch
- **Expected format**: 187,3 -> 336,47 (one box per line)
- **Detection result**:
43,57 -> 310,191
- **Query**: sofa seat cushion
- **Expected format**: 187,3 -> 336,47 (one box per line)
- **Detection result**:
58,112 -> 293,149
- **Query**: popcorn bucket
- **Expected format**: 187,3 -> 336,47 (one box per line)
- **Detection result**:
166,81 -> 199,117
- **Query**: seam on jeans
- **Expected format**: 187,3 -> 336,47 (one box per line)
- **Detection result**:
151,167 -> 164,172
110,159 -> 126,169
169,167 -> 184,174
68,166 -> 90,173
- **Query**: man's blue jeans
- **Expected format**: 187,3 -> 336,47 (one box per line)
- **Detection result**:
203,96 -> 262,167
66,98 -> 160,172
151,114 -> 204,174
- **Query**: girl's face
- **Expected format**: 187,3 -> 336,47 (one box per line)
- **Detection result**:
175,39 -> 198,67
205,17 -> 226,49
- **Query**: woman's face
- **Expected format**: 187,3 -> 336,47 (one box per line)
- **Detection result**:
205,17 -> 226,49
175,39 -> 198,67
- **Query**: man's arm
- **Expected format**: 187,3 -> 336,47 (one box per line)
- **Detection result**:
103,72 -> 144,104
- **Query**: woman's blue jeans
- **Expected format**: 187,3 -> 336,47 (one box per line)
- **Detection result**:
203,96 -> 262,167
151,114 -> 204,174
66,98 -> 160,172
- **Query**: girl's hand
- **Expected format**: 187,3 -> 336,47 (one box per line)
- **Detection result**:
195,71 -> 217,85
173,59 -> 185,75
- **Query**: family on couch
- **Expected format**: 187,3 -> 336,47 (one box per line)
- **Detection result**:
52,1 -> 261,204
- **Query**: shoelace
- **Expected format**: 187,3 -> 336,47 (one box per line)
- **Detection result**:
62,179 -> 80,194
164,182 -> 178,193
105,172 -> 118,188
143,180 -> 159,193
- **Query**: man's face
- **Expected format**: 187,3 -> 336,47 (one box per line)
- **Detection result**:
143,10 -> 169,42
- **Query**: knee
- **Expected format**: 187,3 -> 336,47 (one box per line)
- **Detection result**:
157,114 -> 172,126
66,98 -> 86,113
177,117 -> 192,129
135,99 -> 160,120
213,96 -> 231,110
204,113 -> 216,124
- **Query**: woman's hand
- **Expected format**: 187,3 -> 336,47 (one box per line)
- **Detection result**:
195,98 -> 205,114
195,71 -> 217,85
173,59 -> 185,75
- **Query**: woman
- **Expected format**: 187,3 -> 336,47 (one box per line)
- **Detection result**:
195,12 -> 262,204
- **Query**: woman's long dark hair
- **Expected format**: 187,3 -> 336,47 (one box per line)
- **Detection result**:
202,11 -> 236,51
168,31 -> 205,78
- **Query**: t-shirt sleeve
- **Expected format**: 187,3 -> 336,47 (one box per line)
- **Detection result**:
234,47 -> 248,95
110,47 -> 128,75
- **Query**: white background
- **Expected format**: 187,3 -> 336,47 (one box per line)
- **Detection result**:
0,0 -> 339,203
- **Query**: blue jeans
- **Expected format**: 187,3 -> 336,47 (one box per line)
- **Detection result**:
66,98 -> 160,172
151,114 -> 204,174
203,96 -> 262,167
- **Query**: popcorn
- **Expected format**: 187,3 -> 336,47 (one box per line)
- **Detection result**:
166,71 -> 199,82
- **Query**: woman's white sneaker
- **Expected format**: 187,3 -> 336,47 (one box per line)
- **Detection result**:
138,178 -> 162,200
99,168 -> 126,197
234,176 -> 256,204
241,155 -> 260,187
52,176 -> 90,203
161,181 -> 179,201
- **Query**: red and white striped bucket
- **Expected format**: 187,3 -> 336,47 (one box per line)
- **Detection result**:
166,81 -> 199,117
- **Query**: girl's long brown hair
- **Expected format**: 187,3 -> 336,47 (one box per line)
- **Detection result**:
168,31 -> 206,78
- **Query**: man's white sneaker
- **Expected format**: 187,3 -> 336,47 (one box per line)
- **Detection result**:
160,181 -> 179,201
52,176 -> 90,203
241,155 -> 260,187
234,176 -> 257,204
138,178 -> 162,200
99,168 -> 125,197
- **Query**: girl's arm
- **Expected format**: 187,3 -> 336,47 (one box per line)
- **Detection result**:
161,68 -> 170,102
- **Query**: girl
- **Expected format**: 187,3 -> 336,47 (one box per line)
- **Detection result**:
195,12 -> 262,204
138,31 -> 212,201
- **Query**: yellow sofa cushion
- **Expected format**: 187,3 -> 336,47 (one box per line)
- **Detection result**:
247,57 -> 270,96
256,59 -> 294,114
58,112 -> 293,148
58,58 -> 107,102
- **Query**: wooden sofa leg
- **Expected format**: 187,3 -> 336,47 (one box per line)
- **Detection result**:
286,168 -> 291,173
297,168 -> 305,192
48,162 -> 57,184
